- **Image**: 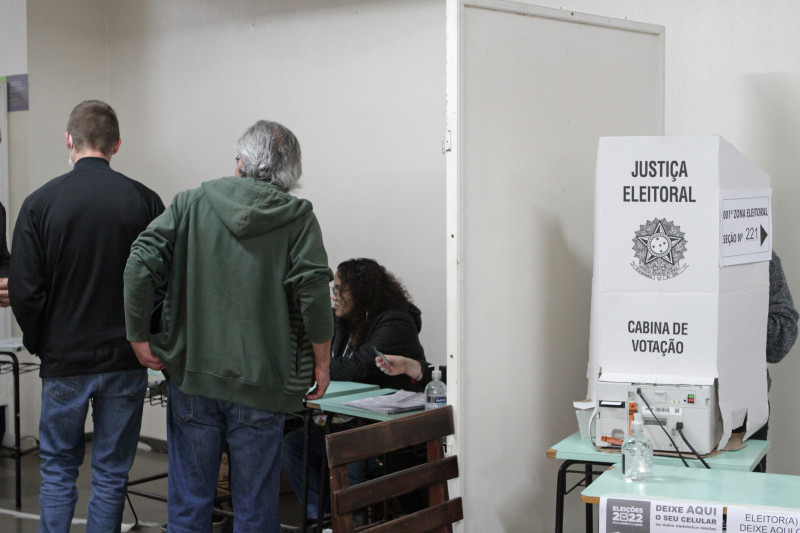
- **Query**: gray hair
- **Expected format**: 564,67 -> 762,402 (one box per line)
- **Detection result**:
235,120 -> 302,191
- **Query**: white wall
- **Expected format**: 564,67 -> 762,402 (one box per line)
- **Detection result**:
21,0 -> 446,439
0,0 -> 27,77
9,1 -> 800,532
105,1 -> 446,321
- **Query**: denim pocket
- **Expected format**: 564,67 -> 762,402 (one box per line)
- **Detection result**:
236,404 -> 281,428
44,376 -> 81,401
169,383 -> 194,422
124,369 -> 148,400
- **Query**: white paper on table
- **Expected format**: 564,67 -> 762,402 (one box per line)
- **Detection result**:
343,390 -> 425,414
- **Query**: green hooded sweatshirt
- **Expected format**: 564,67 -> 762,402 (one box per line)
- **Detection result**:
124,177 -> 333,413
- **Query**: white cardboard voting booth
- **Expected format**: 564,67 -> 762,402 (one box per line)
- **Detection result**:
588,136 -> 772,451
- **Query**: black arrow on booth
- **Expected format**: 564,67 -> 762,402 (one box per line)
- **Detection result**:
760,225 -> 768,246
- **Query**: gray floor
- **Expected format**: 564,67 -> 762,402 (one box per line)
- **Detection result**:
0,440 -> 308,532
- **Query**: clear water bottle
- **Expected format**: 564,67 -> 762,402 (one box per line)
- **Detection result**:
621,413 -> 653,482
424,366 -> 447,410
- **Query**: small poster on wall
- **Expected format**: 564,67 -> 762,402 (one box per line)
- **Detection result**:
6,74 -> 29,112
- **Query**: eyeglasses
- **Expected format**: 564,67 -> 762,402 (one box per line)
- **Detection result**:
331,285 -> 349,298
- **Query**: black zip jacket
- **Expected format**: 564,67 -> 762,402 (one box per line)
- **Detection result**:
9,157 -> 164,377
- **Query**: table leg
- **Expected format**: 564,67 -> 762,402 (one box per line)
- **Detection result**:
555,459 -> 575,533
11,353 -> 21,510
584,462 -> 593,533
316,423 -> 331,533
555,460 -> 606,533
300,410 -> 311,531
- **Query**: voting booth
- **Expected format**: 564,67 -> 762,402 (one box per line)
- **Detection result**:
587,136 -> 772,454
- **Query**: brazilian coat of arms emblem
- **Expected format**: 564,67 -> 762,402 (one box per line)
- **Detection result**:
631,218 -> 688,280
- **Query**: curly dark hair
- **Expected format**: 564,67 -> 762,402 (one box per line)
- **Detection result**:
336,258 -> 414,346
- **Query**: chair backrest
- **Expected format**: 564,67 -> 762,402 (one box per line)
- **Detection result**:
325,405 -> 463,533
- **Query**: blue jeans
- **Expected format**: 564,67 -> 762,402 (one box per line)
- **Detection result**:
39,369 -> 147,533
166,381 -> 286,533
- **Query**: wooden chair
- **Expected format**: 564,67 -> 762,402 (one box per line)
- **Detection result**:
325,405 -> 463,533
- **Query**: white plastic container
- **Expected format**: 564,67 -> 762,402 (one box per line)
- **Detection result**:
621,413 -> 653,482
424,366 -> 447,410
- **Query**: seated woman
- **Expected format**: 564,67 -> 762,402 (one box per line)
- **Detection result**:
328,257 -> 427,390
282,258 -> 427,519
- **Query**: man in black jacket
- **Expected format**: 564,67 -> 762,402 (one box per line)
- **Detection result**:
9,101 -> 164,532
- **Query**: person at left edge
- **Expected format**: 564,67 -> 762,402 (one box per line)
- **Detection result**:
8,101 -> 165,533
0,126 -> 10,307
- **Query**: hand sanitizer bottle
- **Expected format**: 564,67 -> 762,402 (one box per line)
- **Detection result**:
621,413 -> 653,482
424,366 -> 447,410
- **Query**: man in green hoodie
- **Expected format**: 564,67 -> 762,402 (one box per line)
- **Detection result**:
123,120 -> 333,533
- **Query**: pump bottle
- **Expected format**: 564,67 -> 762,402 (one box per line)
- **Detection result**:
621,413 -> 653,482
424,366 -> 447,410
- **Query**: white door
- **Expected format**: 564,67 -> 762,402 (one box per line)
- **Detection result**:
445,2 -> 664,531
